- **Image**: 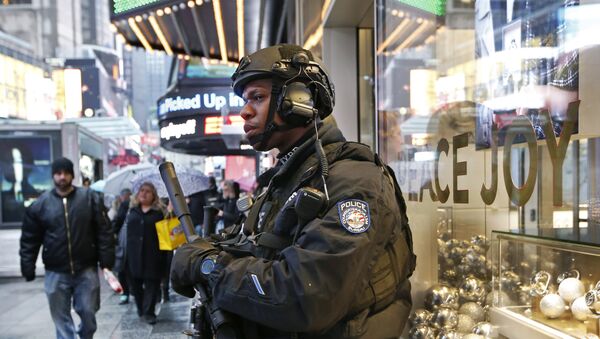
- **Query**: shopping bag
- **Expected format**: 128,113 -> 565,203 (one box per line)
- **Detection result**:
102,268 -> 123,294
155,216 -> 185,250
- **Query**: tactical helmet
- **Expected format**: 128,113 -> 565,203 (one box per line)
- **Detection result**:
231,44 -> 335,119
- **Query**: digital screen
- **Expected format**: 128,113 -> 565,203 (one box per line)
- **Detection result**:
397,0 -> 446,16
159,115 -> 244,140
204,116 -> 244,135
112,0 -> 164,15
0,137 -> 53,223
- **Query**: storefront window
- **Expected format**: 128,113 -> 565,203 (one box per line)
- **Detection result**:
376,0 -> 600,336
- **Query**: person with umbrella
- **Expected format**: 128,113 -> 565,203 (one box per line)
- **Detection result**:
124,182 -> 168,325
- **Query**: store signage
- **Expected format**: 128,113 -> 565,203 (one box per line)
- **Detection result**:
160,119 -> 197,141
158,90 -> 244,117
411,101 -> 579,207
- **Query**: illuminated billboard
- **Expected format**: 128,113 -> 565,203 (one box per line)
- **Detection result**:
112,0 -> 165,15
0,136 -> 53,223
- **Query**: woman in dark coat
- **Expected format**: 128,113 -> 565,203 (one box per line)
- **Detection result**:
125,182 -> 167,324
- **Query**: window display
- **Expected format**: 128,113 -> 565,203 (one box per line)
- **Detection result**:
375,0 -> 600,336
492,231 -> 600,338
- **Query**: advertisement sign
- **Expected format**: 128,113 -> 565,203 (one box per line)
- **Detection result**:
0,54 -> 51,120
159,115 -> 244,141
157,87 -> 245,119
474,0 -> 579,149
0,137 -> 53,223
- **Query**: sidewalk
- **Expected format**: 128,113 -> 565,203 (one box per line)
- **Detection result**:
0,275 -> 191,338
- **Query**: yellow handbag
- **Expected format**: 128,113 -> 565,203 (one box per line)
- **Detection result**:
155,214 -> 186,250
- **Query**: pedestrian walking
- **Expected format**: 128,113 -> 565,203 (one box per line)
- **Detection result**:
19,157 -> 115,339
124,182 -> 168,324
112,188 -> 132,305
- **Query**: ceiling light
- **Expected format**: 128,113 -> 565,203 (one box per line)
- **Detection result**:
212,0 -> 228,62
128,17 -> 153,52
377,18 -> 409,53
237,0 -> 245,57
148,15 -> 173,56
393,22 -> 429,52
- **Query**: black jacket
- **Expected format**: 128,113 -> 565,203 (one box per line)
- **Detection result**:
125,206 -> 167,280
112,199 -> 130,235
206,124 -> 414,338
188,186 -> 220,226
20,187 -> 115,276
219,197 -> 241,228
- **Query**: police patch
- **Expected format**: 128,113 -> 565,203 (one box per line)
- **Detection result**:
337,199 -> 371,234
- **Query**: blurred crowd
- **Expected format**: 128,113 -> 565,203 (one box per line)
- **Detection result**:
107,175 -> 243,324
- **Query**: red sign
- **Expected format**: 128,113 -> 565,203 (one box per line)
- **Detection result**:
204,116 -> 244,135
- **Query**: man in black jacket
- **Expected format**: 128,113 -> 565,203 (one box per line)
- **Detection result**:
171,44 -> 415,338
20,157 -> 114,339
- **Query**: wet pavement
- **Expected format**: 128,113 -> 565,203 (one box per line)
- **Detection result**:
0,274 -> 192,338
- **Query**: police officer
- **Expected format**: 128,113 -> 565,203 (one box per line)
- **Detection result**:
171,44 -> 416,338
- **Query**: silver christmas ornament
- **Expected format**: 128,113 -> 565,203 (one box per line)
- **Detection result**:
409,309 -> 432,328
459,302 -> 485,323
436,330 -> 462,339
540,293 -> 566,318
470,235 -> 488,250
518,285 -> 532,305
530,271 -> 551,297
500,271 -> 520,291
425,285 -> 460,311
449,247 -> 466,263
466,244 -> 486,256
442,269 -> 458,284
457,263 -> 471,278
408,324 -> 436,339
558,277 -> 585,303
459,276 -> 486,303
472,322 -> 496,337
571,295 -> 593,321
431,307 -> 459,330
456,314 -> 475,334
446,239 -> 460,249
438,239 -> 448,252
585,289 -> 600,314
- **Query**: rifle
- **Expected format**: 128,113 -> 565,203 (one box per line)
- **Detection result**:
160,162 -> 241,339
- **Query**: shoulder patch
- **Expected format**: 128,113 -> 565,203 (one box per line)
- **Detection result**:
337,199 -> 371,234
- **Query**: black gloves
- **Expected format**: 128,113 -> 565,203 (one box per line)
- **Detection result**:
171,238 -> 220,298
22,268 -> 35,282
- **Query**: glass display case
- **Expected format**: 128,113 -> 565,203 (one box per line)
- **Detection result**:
491,231 -> 600,338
